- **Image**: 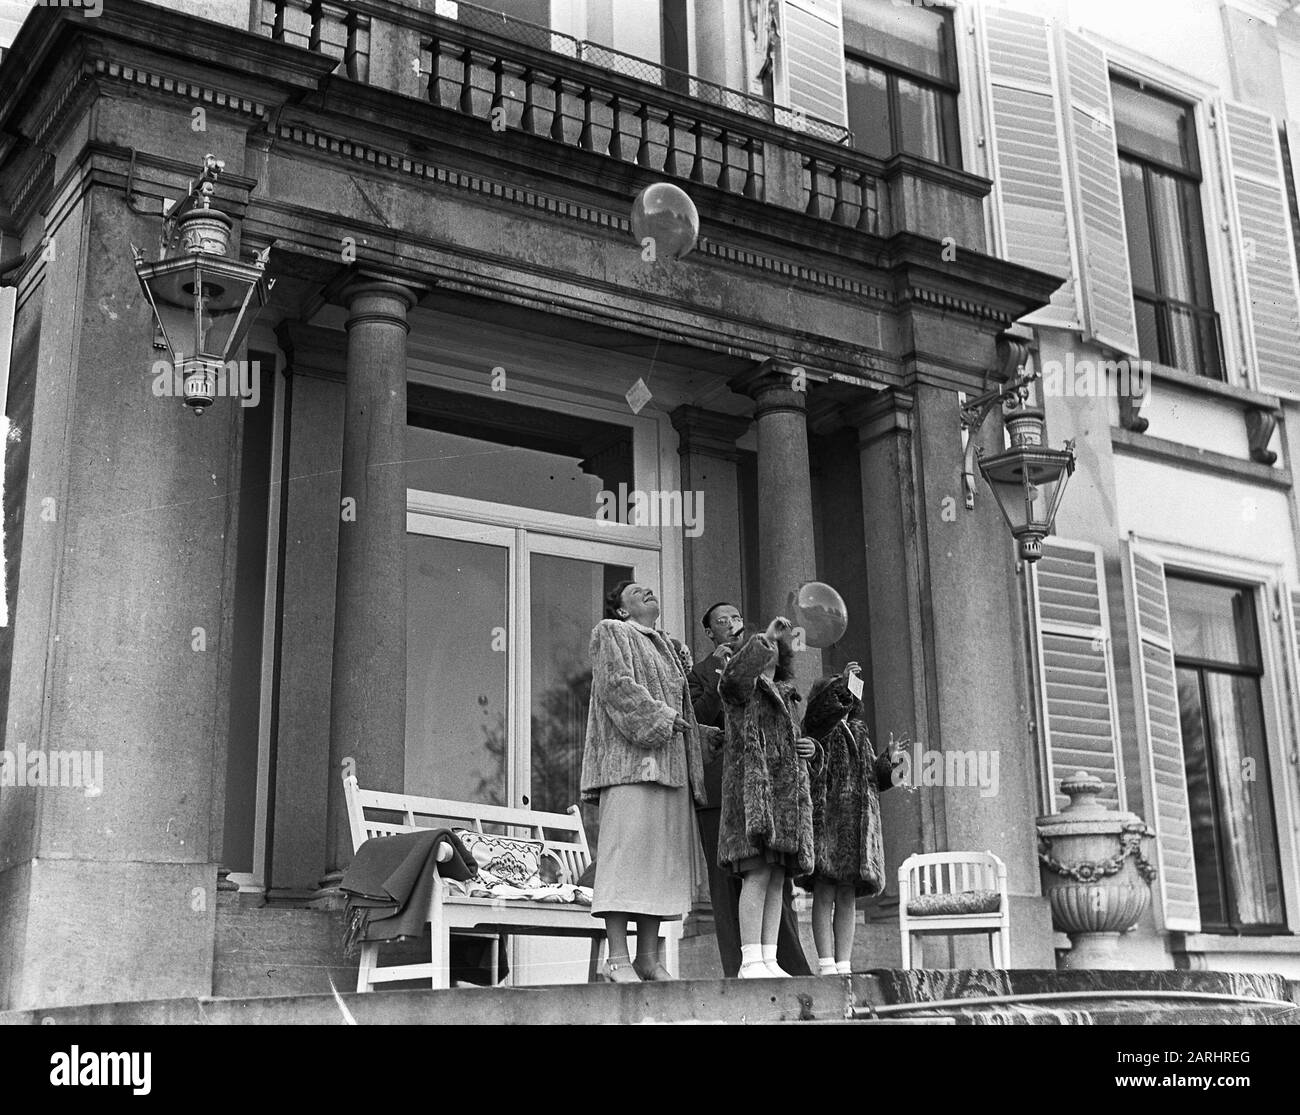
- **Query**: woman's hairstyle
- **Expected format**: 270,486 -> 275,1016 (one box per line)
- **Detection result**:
604,580 -> 636,621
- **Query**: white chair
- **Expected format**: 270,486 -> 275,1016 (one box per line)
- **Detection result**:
898,851 -> 1011,969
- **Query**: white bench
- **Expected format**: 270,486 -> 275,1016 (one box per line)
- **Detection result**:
344,770 -> 681,990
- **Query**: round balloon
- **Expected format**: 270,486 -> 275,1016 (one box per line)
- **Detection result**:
630,183 -> 699,261
788,581 -> 848,648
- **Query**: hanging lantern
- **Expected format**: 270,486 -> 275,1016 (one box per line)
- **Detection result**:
132,156 -> 274,414
977,408 -> 1075,563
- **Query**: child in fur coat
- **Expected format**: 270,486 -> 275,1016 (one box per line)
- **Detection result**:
717,617 -> 817,979
799,663 -> 906,975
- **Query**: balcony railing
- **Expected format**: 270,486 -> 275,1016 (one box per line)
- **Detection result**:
255,0 -> 884,235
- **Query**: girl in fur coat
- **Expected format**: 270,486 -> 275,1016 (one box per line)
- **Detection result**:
717,617 -> 817,979
799,663 -> 906,975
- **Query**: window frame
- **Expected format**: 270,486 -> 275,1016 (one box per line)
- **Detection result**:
1130,535 -> 1300,936
1164,568 -> 1285,933
1094,39 -> 1249,390
842,0 -> 963,168
1111,75 -> 1225,381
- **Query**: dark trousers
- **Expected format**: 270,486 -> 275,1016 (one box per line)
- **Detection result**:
695,807 -> 811,978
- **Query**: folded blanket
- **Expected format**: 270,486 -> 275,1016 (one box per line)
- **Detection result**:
340,828 -> 477,956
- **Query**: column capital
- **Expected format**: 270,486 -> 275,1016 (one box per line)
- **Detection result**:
342,279 -> 419,334
845,387 -> 915,446
670,406 -> 752,460
730,359 -> 813,417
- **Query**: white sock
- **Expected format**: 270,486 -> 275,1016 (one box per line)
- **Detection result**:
740,944 -> 764,968
761,945 -> 789,977
836,960 -> 852,975
818,957 -> 837,975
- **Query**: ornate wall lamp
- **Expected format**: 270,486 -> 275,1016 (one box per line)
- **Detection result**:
960,341 -> 1076,564
132,154 -> 273,414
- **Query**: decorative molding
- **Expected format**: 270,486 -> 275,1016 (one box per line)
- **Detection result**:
1111,426 -> 1292,489
845,387 -> 914,445
1117,392 -> 1149,434
273,122 -> 1022,322
1245,406 -> 1280,465
94,58 -> 268,121
670,405 -> 751,460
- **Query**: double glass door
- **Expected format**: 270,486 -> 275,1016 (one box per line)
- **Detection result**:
405,510 -> 660,825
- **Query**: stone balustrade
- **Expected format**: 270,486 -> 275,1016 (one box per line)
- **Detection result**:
253,0 -> 886,235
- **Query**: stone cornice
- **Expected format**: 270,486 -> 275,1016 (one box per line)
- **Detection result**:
269,119 -> 1047,327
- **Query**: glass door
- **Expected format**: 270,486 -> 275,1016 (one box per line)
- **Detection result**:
405,512 -> 660,821
406,517 -> 514,805
522,534 -> 660,849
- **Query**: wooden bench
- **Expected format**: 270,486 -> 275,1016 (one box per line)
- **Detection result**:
344,770 -> 681,990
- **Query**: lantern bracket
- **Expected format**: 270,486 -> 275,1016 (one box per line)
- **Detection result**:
959,363 -> 1039,511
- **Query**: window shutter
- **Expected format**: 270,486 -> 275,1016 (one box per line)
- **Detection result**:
977,7 -> 1077,330
1028,541 -> 1125,812
1219,100 -> 1300,398
0,285 -> 11,628
1055,29 -> 1140,358
1123,542 -> 1200,932
779,0 -> 847,126
1280,587 -> 1300,755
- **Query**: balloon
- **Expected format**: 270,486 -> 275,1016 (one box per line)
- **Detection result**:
788,581 -> 848,648
630,183 -> 699,261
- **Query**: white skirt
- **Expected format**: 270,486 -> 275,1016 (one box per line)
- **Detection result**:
591,782 -> 692,920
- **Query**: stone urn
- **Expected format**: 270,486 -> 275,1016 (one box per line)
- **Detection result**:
1036,772 -> 1157,969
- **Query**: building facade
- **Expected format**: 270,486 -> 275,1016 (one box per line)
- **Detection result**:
0,0 -> 1296,1011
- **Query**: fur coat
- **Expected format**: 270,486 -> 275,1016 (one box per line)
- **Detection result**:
716,633 -> 815,876
580,619 -> 709,807
798,675 -> 895,895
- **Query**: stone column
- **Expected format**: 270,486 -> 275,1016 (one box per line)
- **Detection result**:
320,280 -> 417,890
730,360 -> 823,699
669,406 -> 750,658
847,384 -> 1055,968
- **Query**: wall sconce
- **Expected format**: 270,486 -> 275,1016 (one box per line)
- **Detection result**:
132,154 -> 274,414
960,358 -> 1075,564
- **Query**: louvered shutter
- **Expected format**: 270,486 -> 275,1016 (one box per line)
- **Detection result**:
1056,29 -> 1140,357
1219,101 -> 1300,398
1028,541 -> 1124,812
780,0 -> 847,126
1124,543 -> 1200,932
977,7 -> 1077,330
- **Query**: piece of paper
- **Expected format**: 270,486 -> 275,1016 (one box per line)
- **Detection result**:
625,377 -> 652,414
847,669 -> 863,699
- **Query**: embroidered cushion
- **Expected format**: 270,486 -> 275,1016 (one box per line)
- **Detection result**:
906,890 -> 1002,917
453,829 -> 545,890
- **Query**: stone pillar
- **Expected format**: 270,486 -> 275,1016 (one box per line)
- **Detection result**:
669,406 -> 750,659
847,384 -> 1055,968
320,280 -> 417,890
730,360 -> 823,699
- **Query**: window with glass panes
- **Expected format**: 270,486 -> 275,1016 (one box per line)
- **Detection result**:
1112,78 -> 1224,380
842,0 -> 960,167
1167,574 -> 1286,932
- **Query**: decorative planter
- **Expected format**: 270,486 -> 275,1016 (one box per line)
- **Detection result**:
1037,772 -> 1157,969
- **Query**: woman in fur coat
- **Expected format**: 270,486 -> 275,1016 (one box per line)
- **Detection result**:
717,617 -> 816,978
798,662 -> 906,975
580,580 -> 713,983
